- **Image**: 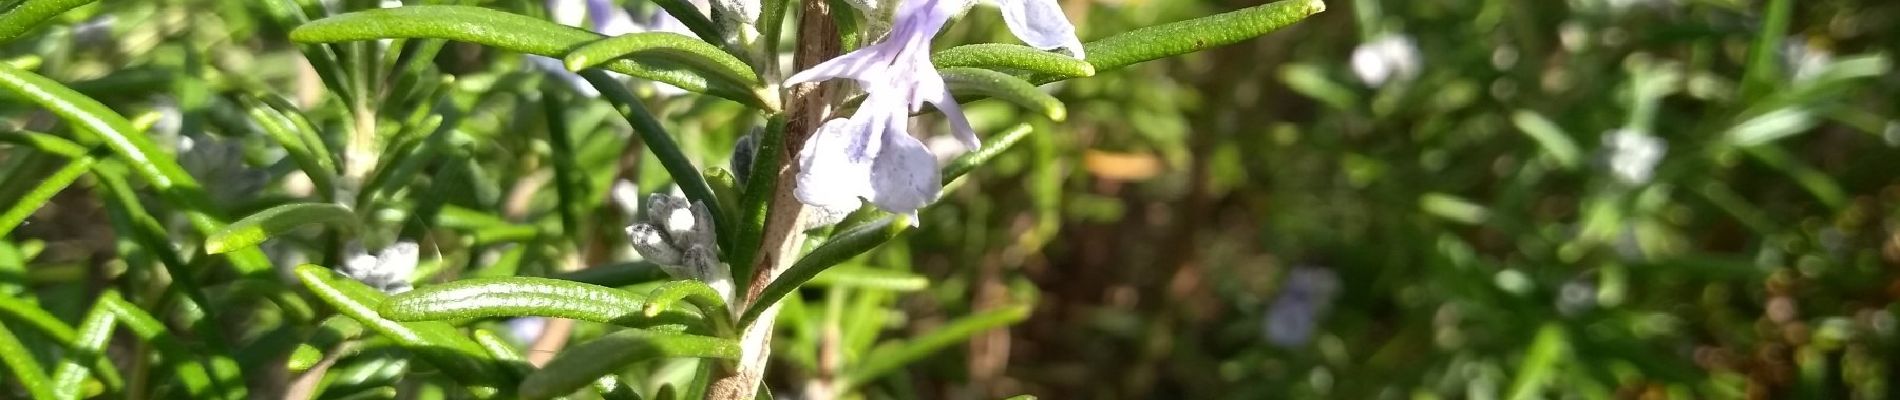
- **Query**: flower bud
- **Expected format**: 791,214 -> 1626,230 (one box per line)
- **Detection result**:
626,223 -> 684,267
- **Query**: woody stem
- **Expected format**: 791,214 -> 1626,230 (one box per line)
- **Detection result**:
705,0 -> 840,399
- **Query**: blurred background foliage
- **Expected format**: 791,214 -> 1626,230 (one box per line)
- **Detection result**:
2,0 -> 1899,399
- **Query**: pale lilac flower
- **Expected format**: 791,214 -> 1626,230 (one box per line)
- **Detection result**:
506,317 -> 549,344
585,0 -> 641,36
340,241 -> 419,294
1263,266 -> 1339,348
1350,34 -> 1420,87
785,0 -> 1082,216
985,0 -> 1085,58
1601,128 -> 1665,185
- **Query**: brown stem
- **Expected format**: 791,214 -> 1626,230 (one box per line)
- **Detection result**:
707,1 -> 841,398
284,341 -> 358,400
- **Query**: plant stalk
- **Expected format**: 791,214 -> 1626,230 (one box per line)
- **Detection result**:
707,0 -> 841,398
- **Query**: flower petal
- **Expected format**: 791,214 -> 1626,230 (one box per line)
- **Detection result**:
794,118 -> 878,211
866,121 -> 943,214
924,88 -> 980,150
784,44 -> 893,86
996,0 -> 1085,58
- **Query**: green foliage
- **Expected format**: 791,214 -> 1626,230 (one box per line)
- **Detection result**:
49,0 -> 1900,397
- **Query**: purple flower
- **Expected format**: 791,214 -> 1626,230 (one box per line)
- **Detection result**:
785,0 -> 1081,216
1263,266 -> 1339,348
584,0 -> 640,36
989,0 -> 1085,58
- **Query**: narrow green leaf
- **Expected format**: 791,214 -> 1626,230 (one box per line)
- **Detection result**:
1509,111 -> 1581,169
205,203 -> 357,255
287,316 -> 363,373
942,68 -> 1065,121
474,328 -> 641,400
293,264 -> 509,395
1739,0 -> 1792,100
731,116 -> 786,290
941,123 -> 1034,183
841,304 -> 1031,389
1743,146 -> 1847,210
0,296 -> 119,391
0,296 -> 75,342
255,0 -> 352,105
758,0 -> 789,61
471,328 -> 533,378
1505,324 -> 1568,400
378,277 -> 703,329
1278,63 -> 1359,111
50,299 -> 115,400
934,43 -> 1095,79
0,153 -> 91,238
1726,108 -> 1817,147
288,5 -> 768,108
705,167 -> 742,228
741,216 -> 910,325
98,293 -> 222,399
566,32 -> 760,88
0,321 -> 52,400
583,69 -> 731,249
0,63 -> 196,213
1059,0 -> 1324,81
804,267 -> 929,291
542,90 -> 586,242
644,280 -> 732,336
0,131 -> 87,158
238,96 -> 337,200
1420,193 -> 1489,225
0,63 -> 271,274
519,329 -> 740,400
0,0 -> 98,42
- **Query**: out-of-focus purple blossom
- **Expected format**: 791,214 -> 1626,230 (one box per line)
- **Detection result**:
507,317 -> 549,344
785,0 -> 1082,217
1263,266 -> 1340,348
1601,128 -> 1665,186
1350,34 -> 1420,87
1781,37 -> 1832,84
1557,275 -> 1596,316
585,0 -> 641,36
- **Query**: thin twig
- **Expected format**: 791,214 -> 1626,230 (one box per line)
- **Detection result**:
283,341 -> 358,400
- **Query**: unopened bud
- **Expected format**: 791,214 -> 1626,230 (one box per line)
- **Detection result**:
626,224 -> 683,266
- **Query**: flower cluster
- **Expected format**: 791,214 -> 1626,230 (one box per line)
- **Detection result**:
339,241 -> 420,294
1350,34 -> 1421,88
787,0 -> 1084,218
1601,128 -> 1665,186
626,193 -> 735,303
